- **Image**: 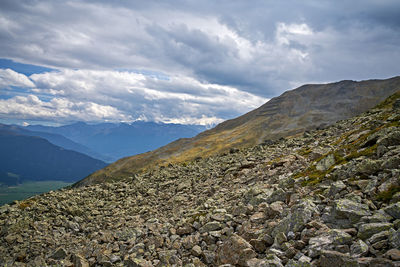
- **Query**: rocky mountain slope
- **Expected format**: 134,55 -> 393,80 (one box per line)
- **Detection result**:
0,92 -> 399,266
80,76 -> 400,187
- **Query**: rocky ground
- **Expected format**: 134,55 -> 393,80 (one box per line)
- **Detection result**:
1,92 -> 400,266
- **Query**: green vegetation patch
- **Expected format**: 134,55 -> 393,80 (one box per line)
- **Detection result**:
345,144 -> 378,161
293,164 -> 326,186
297,147 -> 312,156
293,149 -> 347,186
376,185 -> 400,203
374,91 -> 400,110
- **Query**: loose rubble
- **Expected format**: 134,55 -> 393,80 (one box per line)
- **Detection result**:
1,93 -> 400,266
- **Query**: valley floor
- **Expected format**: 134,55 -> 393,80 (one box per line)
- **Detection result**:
0,181 -> 72,206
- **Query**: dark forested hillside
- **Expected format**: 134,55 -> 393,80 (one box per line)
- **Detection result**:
0,132 -> 107,186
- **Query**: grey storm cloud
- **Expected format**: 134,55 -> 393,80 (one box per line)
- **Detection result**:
1,0 -> 400,94
0,0 -> 400,125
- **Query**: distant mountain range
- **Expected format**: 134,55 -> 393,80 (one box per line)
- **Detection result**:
77,76 -> 400,187
0,121 -> 205,186
0,126 -> 107,186
26,122 -> 206,162
0,124 -> 105,161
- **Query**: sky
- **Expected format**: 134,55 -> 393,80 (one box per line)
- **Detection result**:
0,1 -> 400,126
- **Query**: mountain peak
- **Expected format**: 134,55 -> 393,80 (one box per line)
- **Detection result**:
77,76 -> 400,187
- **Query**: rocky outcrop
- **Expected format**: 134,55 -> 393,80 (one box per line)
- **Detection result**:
0,92 -> 400,266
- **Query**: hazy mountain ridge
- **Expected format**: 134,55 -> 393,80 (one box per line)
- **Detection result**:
0,121 -> 206,187
0,124 -> 106,162
79,76 -> 400,187
1,90 -> 399,266
0,129 -> 107,186
27,121 -> 206,162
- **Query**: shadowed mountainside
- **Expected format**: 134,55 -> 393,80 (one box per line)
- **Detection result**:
77,76 -> 400,187
0,130 -> 107,186
0,124 -> 106,162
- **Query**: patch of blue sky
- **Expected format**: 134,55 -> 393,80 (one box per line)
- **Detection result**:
38,94 -> 55,102
0,58 -> 55,76
0,86 -> 30,97
0,86 -> 53,102
0,94 -> 13,100
116,68 -> 170,80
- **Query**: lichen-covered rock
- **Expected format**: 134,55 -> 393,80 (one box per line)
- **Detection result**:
384,202 -> 400,219
377,130 -> 400,147
266,201 -> 284,218
50,247 -> 67,260
202,250 -> 216,265
72,254 -> 89,267
261,254 -> 284,267
319,250 -> 359,267
328,181 -> 346,196
382,155 -> 400,170
217,234 -> 256,266
249,238 -> 267,253
394,219 -> 400,229
316,154 -> 336,171
308,229 -> 352,257
124,256 -> 153,267
350,240 -> 369,257
4,234 -> 16,244
266,188 -> 287,204
356,257 -> 395,267
356,159 -> 381,175
286,259 -> 311,267
333,198 -> 371,223
360,210 -> 393,223
176,223 -> 193,235
357,223 -> 393,240
245,188 -> 273,206
199,221 -> 221,233
389,228 -> 400,248
367,230 -> 390,245
158,250 -> 180,265
250,212 -> 266,224
272,199 -> 317,237
246,258 -> 278,267
191,245 -> 202,257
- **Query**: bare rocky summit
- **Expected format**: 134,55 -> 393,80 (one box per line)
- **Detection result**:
1,92 -> 400,266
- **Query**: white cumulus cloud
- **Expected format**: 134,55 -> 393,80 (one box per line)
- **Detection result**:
0,94 -> 131,122
0,68 -> 35,89
1,69 -> 268,125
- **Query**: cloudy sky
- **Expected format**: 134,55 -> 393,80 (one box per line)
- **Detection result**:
0,0 -> 400,126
